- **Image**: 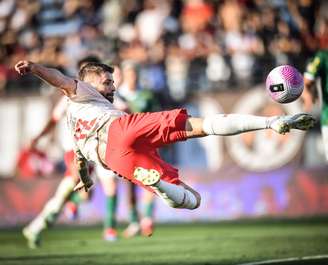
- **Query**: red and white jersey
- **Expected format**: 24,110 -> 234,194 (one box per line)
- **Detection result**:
67,81 -> 126,164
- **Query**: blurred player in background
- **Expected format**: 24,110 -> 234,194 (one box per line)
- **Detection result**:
22,95 -> 81,248
15,60 -> 315,217
118,61 -> 161,238
303,48 -> 328,159
93,62 -> 158,238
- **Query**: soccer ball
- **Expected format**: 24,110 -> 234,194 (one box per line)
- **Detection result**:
265,65 -> 304,104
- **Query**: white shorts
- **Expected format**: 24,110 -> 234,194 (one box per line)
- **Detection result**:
95,164 -> 118,182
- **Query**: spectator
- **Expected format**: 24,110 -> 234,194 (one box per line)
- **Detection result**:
0,0 -> 326,96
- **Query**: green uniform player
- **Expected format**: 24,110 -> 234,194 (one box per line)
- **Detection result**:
303,49 -> 328,159
118,61 -> 161,238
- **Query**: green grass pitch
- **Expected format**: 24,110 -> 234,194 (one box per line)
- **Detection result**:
1,219 -> 328,265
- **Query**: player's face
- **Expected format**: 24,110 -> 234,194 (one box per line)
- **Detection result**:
99,72 -> 116,103
86,72 -> 116,103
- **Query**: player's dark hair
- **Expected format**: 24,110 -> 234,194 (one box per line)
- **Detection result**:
77,55 -> 101,69
78,62 -> 114,81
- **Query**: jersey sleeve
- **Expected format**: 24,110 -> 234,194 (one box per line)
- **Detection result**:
304,52 -> 324,81
69,80 -> 103,102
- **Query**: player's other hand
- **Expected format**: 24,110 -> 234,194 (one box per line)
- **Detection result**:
74,179 -> 94,192
14,60 -> 34,76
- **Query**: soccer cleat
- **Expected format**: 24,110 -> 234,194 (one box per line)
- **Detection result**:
286,113 -> 316,130
140,218 -> 154,237
103,228 -> 118,242
22,227 -> 41,249
122,223 -> 141,238
270,113 -> 315,134
133,167 -> 160,186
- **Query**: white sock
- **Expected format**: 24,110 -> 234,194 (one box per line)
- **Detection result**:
26,177 -> 75,234
27,215 -> 47,234
202,114 -> 275,135
152,180 -> 198,209
41,177 -> 75,218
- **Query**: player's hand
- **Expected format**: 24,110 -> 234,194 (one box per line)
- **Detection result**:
74,179 -> 94,192
14,60 -> 34,76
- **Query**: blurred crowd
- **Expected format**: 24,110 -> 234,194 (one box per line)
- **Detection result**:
0,0 -> 327,103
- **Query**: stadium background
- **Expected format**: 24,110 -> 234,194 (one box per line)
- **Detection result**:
0,0 -> 327,229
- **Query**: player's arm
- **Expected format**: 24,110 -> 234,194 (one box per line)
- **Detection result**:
30,117 -> 57,149
302,53 -> 323,111
302,77 -> 316,111
14,60 -> 77,97
30,96 -> 68,148
73,150 -> 94,192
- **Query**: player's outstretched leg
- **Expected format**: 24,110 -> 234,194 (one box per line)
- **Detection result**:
187,113 -> 315,138
133,112 -> 315,211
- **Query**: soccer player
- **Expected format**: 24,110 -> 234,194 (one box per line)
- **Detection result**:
22,56 -> 121,248
22,96 -> 80,248
22,95 -> 122,247
14,60 -> 315,212
303,49 -> 328,159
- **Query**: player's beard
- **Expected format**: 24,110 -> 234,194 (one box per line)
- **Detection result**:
103,93 -> 114,103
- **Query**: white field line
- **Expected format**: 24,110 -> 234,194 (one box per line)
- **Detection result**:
238,254 -> 328,265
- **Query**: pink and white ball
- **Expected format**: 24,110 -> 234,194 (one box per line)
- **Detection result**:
265,65 -> 304,104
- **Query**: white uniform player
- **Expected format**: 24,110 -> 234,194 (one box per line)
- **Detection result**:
22,93 -> 125,247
